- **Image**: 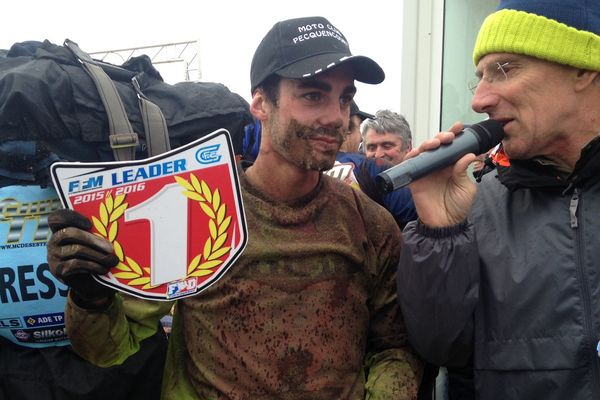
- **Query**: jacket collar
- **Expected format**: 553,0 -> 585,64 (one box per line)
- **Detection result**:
496,135 -> 600,193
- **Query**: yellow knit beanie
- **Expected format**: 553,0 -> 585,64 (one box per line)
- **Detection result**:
473,2 -> 600,71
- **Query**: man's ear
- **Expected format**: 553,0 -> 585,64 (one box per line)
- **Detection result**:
250,89 -> 269,121
574,69 -> 600,92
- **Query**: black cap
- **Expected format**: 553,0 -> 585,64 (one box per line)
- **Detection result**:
350,101 -> 375,121
251,16 -> 385,91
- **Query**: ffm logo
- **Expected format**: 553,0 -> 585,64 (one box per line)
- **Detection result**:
68,175 -> 103,194
167,277 -> 198,299
195,144 -> 222,165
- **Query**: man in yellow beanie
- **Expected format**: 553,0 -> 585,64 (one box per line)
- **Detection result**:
396,1 -> 600,399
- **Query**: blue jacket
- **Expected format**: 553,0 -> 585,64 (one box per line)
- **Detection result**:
398,137 -> 600,399
332,152 -> 417,229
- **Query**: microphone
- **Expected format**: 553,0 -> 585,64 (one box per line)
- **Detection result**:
376,119 -> 505,192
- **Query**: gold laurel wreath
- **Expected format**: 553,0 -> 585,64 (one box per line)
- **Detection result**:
92,193 -> 155,289
91,174 -> 232,290
174,173 -> 232,277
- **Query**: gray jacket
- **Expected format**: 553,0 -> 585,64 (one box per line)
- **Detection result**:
398,139 -> 600,400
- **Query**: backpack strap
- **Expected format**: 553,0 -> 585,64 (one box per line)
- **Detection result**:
64,39 -> 138,161
132,77 -> 170,155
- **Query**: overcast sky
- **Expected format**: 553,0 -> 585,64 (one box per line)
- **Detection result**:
2,0 -> 404,114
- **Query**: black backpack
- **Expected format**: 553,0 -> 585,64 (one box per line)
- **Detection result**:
0,39 -> 252,169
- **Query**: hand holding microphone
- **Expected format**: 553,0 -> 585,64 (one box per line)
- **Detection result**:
376,120 -> 504,227
376,119 -> 505,192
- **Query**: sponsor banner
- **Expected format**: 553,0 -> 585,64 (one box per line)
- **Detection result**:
0,185 -> 70,348
51,129 -> 248,300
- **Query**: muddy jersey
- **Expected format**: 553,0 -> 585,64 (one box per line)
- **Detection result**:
0,185 -> 68,347
66,172 -> 422,399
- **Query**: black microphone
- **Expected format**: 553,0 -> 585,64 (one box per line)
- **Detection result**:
376,119 -> 505,192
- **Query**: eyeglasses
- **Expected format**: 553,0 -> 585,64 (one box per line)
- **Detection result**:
468,61 -> 511,94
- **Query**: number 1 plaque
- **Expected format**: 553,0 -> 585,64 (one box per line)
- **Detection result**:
51,129 -> 248,300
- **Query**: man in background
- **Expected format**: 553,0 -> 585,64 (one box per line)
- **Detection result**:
362,109 -> 412,165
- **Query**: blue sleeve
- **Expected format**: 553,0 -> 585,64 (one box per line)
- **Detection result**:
397,220 -> 479,367
338,153 -> 418,229
383,188 -> 417,229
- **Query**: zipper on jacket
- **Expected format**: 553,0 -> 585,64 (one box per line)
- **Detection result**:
572,190 -> 600,397
569,189 -> 579,228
